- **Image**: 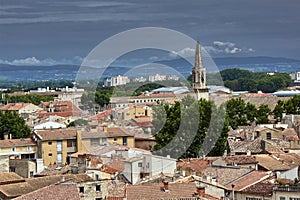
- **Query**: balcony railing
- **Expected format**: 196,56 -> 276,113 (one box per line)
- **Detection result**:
274,185 -> 300,192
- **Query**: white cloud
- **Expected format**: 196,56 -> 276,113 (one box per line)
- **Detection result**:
0,56 -> 84,66
213,41 -> 235,48
205,40 -> 254,55
169,47 -> 195,58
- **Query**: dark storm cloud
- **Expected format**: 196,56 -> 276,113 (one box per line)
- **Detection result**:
0,0 -> 299,63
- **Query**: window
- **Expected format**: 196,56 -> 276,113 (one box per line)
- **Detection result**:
57,153 -> 62,164
266,132 -> 271,140
67,140 -> 75,147
114,137 -> 117,142
95,174 -> 99,180
280,197 -> 286,200
90,138 -> 100,146
48,153 -> 53,157
290,198 -> 300,200
9,167 -> 15,172
95,198 -> 102,200
27,146 -> 32,152
30,171 -> 34,177
101,138 -> 107,144
96,185 -> 101,192
12,147 -> 16,152
138,162 -> 142,167
57,141 -> 62,151
123,137 -> 128,146
79,186 -> 84,193
48,141 -> 52,145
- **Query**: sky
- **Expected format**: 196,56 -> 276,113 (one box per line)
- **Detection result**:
0,0 -> 300,66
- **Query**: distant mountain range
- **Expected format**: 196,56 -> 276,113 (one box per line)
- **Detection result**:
1,56 -> 300,81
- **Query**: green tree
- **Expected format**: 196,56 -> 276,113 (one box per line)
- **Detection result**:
0,111 -> 31,139
256,104 -> 271,124
153,96 -> 229,158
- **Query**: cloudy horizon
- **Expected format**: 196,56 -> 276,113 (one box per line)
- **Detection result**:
1,0 -> 299,65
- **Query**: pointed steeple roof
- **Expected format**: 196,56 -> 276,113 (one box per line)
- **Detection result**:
194,41 -> 203,68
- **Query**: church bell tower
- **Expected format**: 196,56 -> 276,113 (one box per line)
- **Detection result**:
192,41 -> 209,100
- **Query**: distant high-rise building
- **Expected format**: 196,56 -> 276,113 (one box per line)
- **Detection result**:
191,41 -> 209,100
104,75 -> 130,87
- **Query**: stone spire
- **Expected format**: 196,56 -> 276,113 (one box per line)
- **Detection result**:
194,41 -> 203,68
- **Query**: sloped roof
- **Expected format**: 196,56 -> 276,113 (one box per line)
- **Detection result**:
222,155 -> 258,165
0,174 -> 93,198
13,184 -> 80,200
1,103 -> 31,111
241,176 -> 274,196
229,171 -> 270,191
126,182 -> 198,200
177,158 -> 210,172
255,153 -> 300,171
0,172 -> 24,185
202,166 -> 253,186
0,138 -> 36,148
34,129 -> 77,141
81,127 -> 134,139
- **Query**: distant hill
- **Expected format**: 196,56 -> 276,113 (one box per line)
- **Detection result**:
1,56 -> 300,81
213,56 -> 300,65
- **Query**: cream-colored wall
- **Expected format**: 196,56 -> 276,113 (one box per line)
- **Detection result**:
259,129 -> 282,140
0,145 -> 37,154
236,192 -> 272,200
42,140 -> 68,166
273,191 -> 300,200
107,136 -> 134,147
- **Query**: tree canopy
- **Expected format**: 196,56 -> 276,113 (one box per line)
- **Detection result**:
0,111 -> 31,140
153,95 -> 229,158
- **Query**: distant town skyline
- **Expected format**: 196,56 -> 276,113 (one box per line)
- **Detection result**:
1,0 -> 300,66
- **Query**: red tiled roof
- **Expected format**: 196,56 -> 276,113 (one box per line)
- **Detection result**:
0,172 -> 24,185
0,138 -> 36,148
229,171 -> 270,191
14,184 -> 80,200
35,129 -> 77,141
39,101 -> 82,117
1,103 -> 31,111
241,177 -> 274,196
177,158 -> 209,172
223,155 -> 258,165
126,182 -> 198,200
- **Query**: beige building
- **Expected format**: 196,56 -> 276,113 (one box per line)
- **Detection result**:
0,138 -> 37,159
33,129 -> 78,166
80,126 -> 135,150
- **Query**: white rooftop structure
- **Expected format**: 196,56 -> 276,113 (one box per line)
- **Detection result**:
150,86 -> 189,95
34,121 -> 66,130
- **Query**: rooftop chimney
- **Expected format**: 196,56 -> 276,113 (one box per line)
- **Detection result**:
162,179 -> 169,193
196,186 -> 205,197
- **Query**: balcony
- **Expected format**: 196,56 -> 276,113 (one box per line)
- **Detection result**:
274,185 -> 300,192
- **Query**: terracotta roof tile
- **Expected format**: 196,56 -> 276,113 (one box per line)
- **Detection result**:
126,182 -> 198,200
1,103 -> 31,111
177,158 -> 209,172
35,129 -> 77,140
229,171 -> 270,191
0,174 -> 92,198
0,138 -> 36,148
222,155 -> 258,165
0,172 -> 24,185
14,184 -> 80,200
